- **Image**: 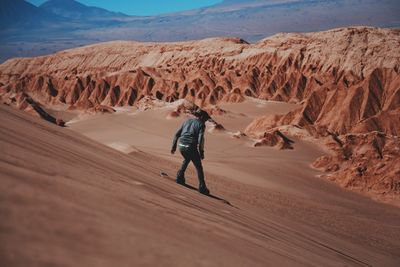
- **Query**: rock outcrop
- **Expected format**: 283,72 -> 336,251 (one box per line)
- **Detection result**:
253,130 -> 294,150
312,132 -> 400,201
0,27 -> 399,202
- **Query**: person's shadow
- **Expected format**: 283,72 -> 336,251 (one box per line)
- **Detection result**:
182,183 -> 233,206
160,172 -> 233,207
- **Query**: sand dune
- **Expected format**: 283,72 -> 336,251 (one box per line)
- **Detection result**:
1,100 -> 400,266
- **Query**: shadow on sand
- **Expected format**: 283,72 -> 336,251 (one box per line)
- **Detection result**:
182,183 -> 233,206
160,172 -> 233,207
26,97 -> 66,127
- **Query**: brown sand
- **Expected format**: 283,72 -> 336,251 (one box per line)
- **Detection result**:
1,102 -> 400,266
64,99 -> 400,266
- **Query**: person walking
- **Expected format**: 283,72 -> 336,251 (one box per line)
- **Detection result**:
171,110 -> 211,195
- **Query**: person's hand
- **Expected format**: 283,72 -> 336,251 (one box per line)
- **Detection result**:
200,150 -> 204,160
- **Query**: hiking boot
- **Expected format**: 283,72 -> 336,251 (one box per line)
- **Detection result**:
198,185 -> 210,195
176,177 -> 185,185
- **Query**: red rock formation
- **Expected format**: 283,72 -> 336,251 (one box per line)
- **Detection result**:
313,132 -> 400,201
0,27 -> 399,201
253,130 -> 294,150
88,105 -> 116,114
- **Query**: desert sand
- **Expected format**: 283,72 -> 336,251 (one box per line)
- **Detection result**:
1,26 -> 400,266
2,98 -> 400,266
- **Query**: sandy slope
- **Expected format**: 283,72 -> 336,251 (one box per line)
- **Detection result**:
16,98 -> 394,266
1,103 -> 400,266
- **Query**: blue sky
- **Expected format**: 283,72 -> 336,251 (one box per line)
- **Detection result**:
26,0 -> 223,16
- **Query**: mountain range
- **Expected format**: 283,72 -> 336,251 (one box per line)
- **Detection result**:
0,0 -> 399,62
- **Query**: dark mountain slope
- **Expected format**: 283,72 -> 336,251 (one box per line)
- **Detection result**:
0,0 -> 62,29
39,0 -> 128,20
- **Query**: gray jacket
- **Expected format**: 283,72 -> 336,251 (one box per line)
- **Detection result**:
172,118 -> 205,153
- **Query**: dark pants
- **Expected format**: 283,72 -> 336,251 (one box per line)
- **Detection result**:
177,145 -> 206,186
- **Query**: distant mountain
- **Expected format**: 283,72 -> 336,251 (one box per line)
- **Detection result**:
39,0 -> 128,20
0,0 -> 62,29
119,0 -> 400,42
0,0 -> 399,62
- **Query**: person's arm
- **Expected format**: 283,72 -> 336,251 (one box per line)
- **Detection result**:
198,124 -> 205,159
171,124 -> 183,154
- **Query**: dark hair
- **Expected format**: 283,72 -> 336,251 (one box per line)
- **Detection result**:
194,110 -> 211,122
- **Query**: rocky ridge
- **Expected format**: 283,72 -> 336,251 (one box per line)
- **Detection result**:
0,27 -> 399,202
